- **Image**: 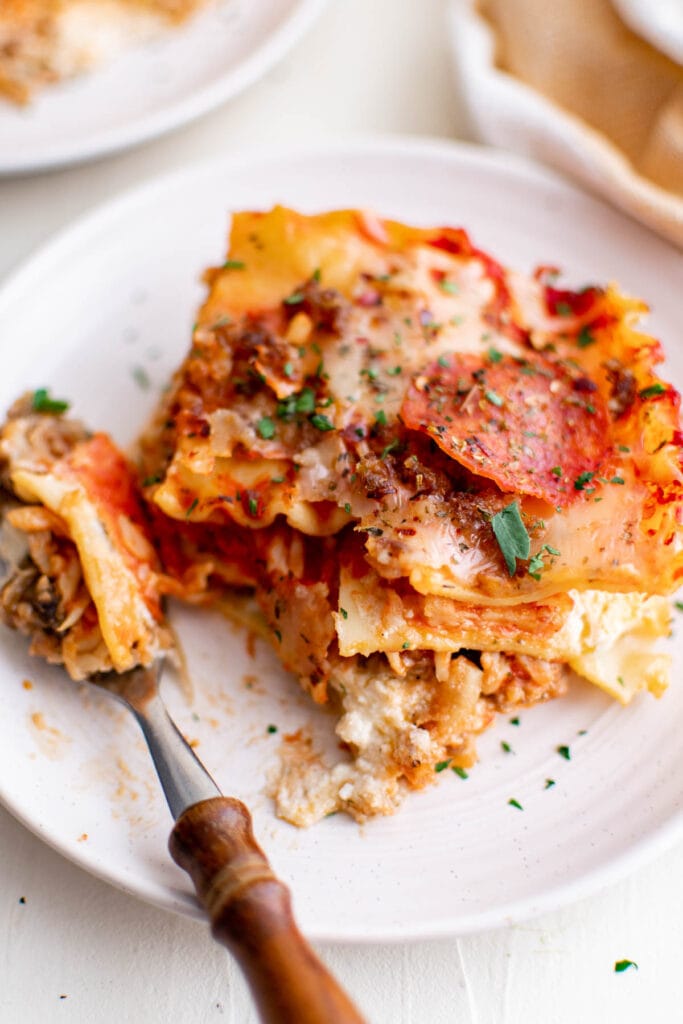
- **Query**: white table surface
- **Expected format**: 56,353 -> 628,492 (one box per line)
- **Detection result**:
1,2 -> 682,1021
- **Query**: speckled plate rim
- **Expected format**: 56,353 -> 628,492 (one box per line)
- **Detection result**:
4,756 -> 683,944
0,138 -> 682,942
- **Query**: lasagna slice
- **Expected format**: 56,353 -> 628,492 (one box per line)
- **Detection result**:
137,207 -> 682,825
0,0 -> 208,104
0,393 -> 171,680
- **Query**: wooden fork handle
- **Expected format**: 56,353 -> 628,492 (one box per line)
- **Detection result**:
169,797 -> 366,1024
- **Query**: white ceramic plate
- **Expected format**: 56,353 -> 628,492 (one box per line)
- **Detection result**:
0,140 -> 682,941
0,0 -> 326,175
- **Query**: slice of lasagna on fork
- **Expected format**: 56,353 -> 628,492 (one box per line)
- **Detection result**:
0,392 -> 171,679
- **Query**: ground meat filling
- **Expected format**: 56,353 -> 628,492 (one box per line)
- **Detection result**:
269,647 -> 570,826
0,489 -> 114,679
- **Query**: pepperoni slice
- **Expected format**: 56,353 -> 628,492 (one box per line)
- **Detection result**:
400,353 -> 609,506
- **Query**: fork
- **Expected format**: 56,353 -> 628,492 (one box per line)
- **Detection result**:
0,509 -> 364,1021
89,661 -> 366,1024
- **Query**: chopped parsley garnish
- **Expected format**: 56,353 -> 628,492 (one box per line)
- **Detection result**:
222,259 -> 246,270
574,471 -> 595,491
310,413 -> 334,432
131,366 -> 151,391
142,474 -> 162,487
617,676 -> 625,687
186,498 -> 199,518
487,347 -> 503,363
381,439 -> 400,459
614,960 -> 638,973
452,766 -> 469,779
508,798 -> 523,810
401,641 -> 411,649
492,502 -> 531,576
434,760 -> 451,773
256,416 -> 275,440
618,444 -> 630,453
557,745 -> 571,760
639,383 -> 665,399
528,554 -> 545,581
551,466 -> 563,477
555,302 -> 572,316
439,280 -> 460,295
312,268 -> 321,283
437,355 -> 450,368
283,291 -> 305,306
267,724 -> 278,734
339,608 -> 348,620
610,475 -> 625,485
528,543 -> 561,581
32,388 -> 69,414
375,409 -> 387,426
276,395 -> 296,419
675,601 -> 683,612
344,502 -> 352,514
295,387 -> 316,414
283,362 -> 293,378
544,778 -> 556,789
211,314 -> 233,329
271,475 -> 285,484
510,717 -> 520,726
501,741 -> 513,754
577,327 -> 595,348
387,366 -> 402,376
247,496 -> 259,517
485,389 -> 504,407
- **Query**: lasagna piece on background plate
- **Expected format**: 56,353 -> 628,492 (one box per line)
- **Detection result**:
0,0 -> 209,104
134,207 -> 683,825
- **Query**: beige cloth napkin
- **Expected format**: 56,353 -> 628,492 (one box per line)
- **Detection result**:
479,0 -> 683,244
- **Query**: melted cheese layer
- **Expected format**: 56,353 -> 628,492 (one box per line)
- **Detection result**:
335,561 -> 671,703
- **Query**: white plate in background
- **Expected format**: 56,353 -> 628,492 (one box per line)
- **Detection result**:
0,139 -> 681,940
0,0 -> 327,175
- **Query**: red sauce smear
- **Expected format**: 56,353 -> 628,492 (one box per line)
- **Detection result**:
63,434 -> 143,522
